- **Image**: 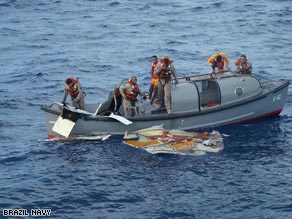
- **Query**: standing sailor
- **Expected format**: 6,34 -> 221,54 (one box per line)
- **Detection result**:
62,77 -> 85,110
149,55 -> 159,104
154,56 -> 179,114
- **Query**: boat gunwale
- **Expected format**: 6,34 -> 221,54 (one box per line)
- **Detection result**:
41,79 -> 290,122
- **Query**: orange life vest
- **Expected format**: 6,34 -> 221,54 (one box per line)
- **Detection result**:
151,63 -> 158,79
214,59 -> 225,70
124,80 -> 140,101
66,78 -> 79,98
159,56 -> 173,65
234,59 -> 251,74
159,56 -> 173,80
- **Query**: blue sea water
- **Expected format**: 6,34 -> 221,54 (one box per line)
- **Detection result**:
0,0 -> 292,218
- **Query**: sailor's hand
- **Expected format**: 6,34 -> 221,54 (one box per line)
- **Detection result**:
223,67 -> 230,72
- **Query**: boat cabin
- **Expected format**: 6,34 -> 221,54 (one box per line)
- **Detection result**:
95,74 -> 262,116
172,74 -> 262,113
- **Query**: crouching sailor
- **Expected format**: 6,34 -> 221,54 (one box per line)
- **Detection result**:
119,76 -> 145,117
207,52 -> 229,73
62,77 -> 85,110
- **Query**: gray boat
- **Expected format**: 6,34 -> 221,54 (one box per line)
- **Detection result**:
41,73 -> 290,138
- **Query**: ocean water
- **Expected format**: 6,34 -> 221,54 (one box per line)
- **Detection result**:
0,0 -> 292,218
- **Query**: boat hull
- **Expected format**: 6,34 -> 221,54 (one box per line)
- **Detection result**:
42,81 -> 289,137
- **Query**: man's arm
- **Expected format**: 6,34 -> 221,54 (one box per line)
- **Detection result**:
62,89 -> 68,103
221,53 -> 229,68
154,62 -> 162,75
119,85 -> 126,98
207,54 -> 216,65
248,62 -> 252,73
170,65 -> 178,84
75,83 -> 84,102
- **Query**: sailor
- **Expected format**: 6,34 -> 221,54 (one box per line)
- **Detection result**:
207,52 -> 229,73
119,76 -> 145,117
149,55 -> 159,104
234,54 -> 252,74
154,56 -> 179,114
62,77 -> 85,110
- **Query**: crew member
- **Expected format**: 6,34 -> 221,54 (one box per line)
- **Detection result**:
149,55 -> 159,104
62,77 -> 85,109
207,52 -> 229,73
154,56 -> 178,114
119,76 -> 145,117
234,54 -> 252,74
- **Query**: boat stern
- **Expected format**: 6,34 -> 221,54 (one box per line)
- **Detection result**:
41,103 -> 63,139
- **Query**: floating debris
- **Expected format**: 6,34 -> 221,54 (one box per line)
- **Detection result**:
39,133 -> 111,143
123,125 -> 224,155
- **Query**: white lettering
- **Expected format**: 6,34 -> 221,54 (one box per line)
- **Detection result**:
2,209 -> 29,216
31,209 -> 51,216
273,94 -> 282,102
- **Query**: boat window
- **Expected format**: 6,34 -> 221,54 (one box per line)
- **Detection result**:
195,80 -> 220,108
